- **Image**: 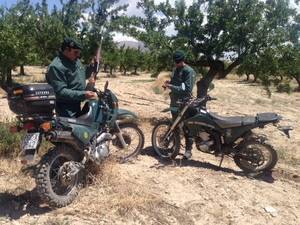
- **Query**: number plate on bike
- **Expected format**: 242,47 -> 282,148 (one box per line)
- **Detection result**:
22,133 -> 40,150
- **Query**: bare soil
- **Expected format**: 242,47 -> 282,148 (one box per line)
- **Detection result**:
0,67 -> 299,225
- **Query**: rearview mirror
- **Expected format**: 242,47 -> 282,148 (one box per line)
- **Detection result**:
104,81 -> 109,91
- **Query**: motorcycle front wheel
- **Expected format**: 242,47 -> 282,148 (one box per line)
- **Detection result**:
151,120 -> 181,159
111,123 -> 145,160
234,140 -> 278,173
36,144 -> 82,208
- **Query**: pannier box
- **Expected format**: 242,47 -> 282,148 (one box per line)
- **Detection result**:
8,84 -> 56,116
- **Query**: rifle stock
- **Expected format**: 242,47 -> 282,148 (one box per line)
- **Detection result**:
86,41 -> 102,91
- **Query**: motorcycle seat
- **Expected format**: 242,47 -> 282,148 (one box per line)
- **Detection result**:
210,112 -> 256,129
256,113 -> 279,123
58,116 -> 93,126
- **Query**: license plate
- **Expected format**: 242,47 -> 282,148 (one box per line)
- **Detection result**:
22,133 -> 40,150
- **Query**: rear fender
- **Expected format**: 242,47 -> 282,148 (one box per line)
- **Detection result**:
276,126 -> 293,138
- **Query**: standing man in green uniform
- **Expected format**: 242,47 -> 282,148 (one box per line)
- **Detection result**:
163,50 -> 196,159
46,37 -> 97,117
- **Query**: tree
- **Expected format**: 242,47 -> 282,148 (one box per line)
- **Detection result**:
80,0 -> 128,65
122,0 -> 174,75
33,0 -> 88,65
130,0 -> 295,97
4,0 -> 37,74
102,43 -> 120,76
0,21 -> 20,87
237,9 -> 300,92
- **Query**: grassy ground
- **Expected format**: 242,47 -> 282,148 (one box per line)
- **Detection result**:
0,67 -> 299,225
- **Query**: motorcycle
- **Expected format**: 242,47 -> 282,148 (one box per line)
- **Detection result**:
151,95 -> 293,173
7,81 -> 144,207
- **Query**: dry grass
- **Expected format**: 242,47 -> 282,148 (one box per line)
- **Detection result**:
0,66 -> 299,225
68,159 -> 163,219
66,158 -> 195,224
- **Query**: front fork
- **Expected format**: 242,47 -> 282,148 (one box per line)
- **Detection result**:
114,121 -> 128,149
163,104 -> 189,142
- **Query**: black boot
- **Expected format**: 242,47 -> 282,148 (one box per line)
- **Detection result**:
183,137 -> 193,159
183,149 -> 192,159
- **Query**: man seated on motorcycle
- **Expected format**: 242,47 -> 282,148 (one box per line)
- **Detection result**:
163,50 -> 196,159
46,37 -> 97,117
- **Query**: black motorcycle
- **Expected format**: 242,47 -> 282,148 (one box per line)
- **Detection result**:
151,95 -> 292,173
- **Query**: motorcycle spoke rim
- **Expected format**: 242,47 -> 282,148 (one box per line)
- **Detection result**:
113,127 -> 141,158
155,125 -> 176,156
49,156 -> 77,196
238,143 -> 270,171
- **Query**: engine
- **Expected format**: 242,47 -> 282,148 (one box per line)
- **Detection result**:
195,131 -> 214,153
88,132 -> 112,164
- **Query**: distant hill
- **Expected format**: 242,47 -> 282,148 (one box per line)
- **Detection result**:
116,41 -> 148,52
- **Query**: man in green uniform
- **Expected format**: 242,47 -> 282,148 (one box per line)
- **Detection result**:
46,37 -> 97,117
163,50 -> 196,159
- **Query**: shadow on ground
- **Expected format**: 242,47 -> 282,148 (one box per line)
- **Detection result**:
0,188 -> 52,220
234,80 -> 261,86
140,146 -> 276,183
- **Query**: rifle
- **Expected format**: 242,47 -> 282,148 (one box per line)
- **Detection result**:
86,34 -> 103,91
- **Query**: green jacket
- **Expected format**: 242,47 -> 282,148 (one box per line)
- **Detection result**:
169,64 -> 196,107
46,53 -> 93,117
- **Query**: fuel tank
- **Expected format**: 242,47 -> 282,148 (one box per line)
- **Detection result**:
184,111 -> 218,136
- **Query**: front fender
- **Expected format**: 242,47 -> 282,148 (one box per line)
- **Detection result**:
161,107 -> 179,113
117,109 -> 139,124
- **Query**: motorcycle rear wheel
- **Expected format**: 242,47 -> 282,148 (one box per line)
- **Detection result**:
234,140 -> 278,173
36,144 -> 82,208
151,120 -> 181,159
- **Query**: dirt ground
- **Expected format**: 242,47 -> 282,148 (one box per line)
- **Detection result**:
0,67 -> 299,225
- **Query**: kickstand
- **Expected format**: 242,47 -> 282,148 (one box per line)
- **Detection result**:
218,153 -> 224,169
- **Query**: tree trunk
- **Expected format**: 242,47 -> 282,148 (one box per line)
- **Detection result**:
218,57 -> 243,79
20,64 -> 25,76
294,76 -> 300,91
134,66 -> 138,75
279,75 -> 283,82
246,73 -> 250,81
110,67 -> 113,76
0,67 -> 5,87
6,67 -> 12,86
104,64 -> 108,73
253,74 -> 258,83
197,67 -> 219,98
119,65 -> 125,73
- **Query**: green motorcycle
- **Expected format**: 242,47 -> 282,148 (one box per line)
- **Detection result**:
8,81 -> 144,207
151,95 -> 292,173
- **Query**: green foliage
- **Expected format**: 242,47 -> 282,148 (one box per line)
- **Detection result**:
0,122 -> 23,158
0,0 -> 299,95
123,0 -> 298,96
277,82 -> 293,93
152,86 -> 162,94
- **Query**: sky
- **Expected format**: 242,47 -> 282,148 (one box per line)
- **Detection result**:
1,0 -> 299,42
0,0 -> 195,9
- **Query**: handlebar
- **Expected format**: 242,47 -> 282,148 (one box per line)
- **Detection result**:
176,95 -> 217,107
92,81 -> 110,98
